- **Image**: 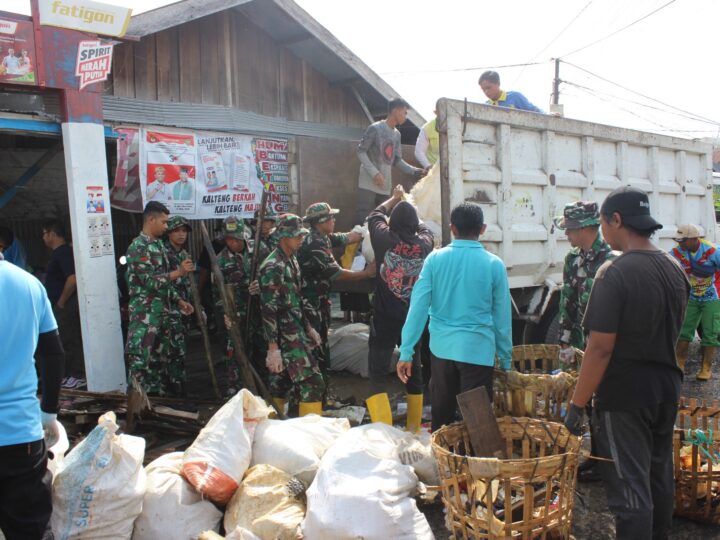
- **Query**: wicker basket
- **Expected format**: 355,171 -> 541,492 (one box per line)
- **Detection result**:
673,398 -> 720,524
494,345 -> 583,423
432,417 -> 581,539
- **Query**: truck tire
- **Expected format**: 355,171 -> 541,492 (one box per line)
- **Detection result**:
522,308 -> 560,344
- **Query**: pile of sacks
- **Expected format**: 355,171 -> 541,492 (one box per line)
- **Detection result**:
49,389 -> 437,540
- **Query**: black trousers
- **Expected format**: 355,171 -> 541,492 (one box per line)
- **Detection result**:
368,313 -> 423,396
593,402 -> 677,540
0,439 -> 53,540
430,354 -> 494,432
53,293 -> 84,378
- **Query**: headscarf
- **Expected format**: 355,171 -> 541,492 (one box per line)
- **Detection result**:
389,201 -> 419,243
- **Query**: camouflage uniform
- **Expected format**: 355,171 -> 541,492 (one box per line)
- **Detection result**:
260,214 -> 325,402
125,231 -> 183,396
297,202 -> 349,380
162,216 -> 193,392
555,201 -> 615,349
216,217 -> 254,391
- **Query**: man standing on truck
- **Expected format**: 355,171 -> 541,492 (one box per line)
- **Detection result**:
555,201 -> 615,482
565,186 -> 689,540
670,223 -> 720,381
478,71 -> 543,113
355,98 -> 427,225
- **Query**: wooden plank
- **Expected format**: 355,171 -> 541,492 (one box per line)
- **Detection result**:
155,27 -> 180,102
133,36 -> 158,101
179,19 -> 202,103
200,14 -> 220,105
457,387 -> 505,458
110,42 -> 134,97
281,48 -> 304,120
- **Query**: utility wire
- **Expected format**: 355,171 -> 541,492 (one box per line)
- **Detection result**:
559,0 -> 678,57
380,61 -> 546,76
562,60 -> 720,126
563,80 -> 720,127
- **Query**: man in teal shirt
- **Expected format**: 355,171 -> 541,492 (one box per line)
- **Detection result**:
397,202 -> 512,431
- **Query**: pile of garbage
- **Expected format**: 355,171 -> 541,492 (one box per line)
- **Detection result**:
48,389 -> 438,540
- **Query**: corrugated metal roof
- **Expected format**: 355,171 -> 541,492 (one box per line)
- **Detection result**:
102,96 -> 365,140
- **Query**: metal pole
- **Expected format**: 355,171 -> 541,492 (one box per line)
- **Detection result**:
552,58 -> 561,105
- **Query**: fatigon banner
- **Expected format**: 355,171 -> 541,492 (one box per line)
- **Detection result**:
38,0 -> 132,38
75,40 -> 113,90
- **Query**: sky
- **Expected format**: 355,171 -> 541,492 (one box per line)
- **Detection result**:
5,0 -> 719,141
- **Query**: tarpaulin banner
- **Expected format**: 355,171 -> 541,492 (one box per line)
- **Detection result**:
110,127 -> 143,212
136,126 -> 290,219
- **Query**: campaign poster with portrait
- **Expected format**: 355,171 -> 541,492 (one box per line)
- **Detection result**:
0,17 -> 37,85
140,129 -> 197,215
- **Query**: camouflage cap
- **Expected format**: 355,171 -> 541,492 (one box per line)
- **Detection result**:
254,207 -> 280,222
554,201 -> 600,230
167,215 -> 191,232
303,202 -> 339,223
222,216 -> 250,240
275,213 -> 310,238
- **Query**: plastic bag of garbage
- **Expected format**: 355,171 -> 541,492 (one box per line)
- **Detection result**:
51,412 -> 146,540
181,389 -> 272,505
397,430 -> 441,486
302,423 -> 434,539
328,323 -> 399,377
251,415 -> 349,485
224,465 -> 305,540
407,165 -> 442,244
132,452 -> 222,540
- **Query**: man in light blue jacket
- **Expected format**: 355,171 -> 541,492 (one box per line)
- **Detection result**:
397,202 -> 512,431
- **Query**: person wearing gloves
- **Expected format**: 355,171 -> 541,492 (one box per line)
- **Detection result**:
555,201 -> 615,482
670,223 -> 720,380
259,214 -> 325,417
298,202 -> 374,385
0,250 -> 64,539
565,187 -> 689,540
364,185 -> 434,432
397,202 -> 512,432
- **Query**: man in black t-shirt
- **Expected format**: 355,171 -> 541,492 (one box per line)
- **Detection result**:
42,219 -> 85,389
565,187 -> 689,540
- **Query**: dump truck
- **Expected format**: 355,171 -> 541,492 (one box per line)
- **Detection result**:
434,97 -> 717,343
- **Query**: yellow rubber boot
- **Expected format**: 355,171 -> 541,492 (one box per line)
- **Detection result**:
406,394 -> 424,433
340,242 -> 359,269
697,346 -> 714,381
299,401 -> 323,416
366,393 -> 393,425
270,398 -> 285,418
676,340 -> 690,371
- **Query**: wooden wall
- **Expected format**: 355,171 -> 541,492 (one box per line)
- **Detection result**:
108,10 -> 369,128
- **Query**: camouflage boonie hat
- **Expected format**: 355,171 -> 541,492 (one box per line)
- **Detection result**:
254,207 -> 280,222
303,202 -> 339,223
167,216 -> 191,232
275,214 -> 310,238
222,216 -> 250,240
554,201 -> 600,230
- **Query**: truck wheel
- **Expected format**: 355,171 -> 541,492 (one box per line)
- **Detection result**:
522,309 -> 560,344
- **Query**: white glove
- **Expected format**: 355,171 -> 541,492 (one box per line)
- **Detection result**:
266,349 -> 283,374
41,412 -> 60,448
307,327 -> 322,349
558,346 -> 576,367
351,224 -> 365,237
249,280 -> 260,296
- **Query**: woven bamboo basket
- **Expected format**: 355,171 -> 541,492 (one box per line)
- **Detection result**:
432,417 -> 581,539
673,398 -> 720,524
494,345 -> 583,423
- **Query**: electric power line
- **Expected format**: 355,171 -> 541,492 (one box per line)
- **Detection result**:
561,60 -> 720,126
559,0 -> 678,58
379,61 -> 546,76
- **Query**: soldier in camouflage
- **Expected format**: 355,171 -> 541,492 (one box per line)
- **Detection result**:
259,214 -> 325,416
216,216 -> 258,394
554,200 -> 614,482
125,202 -> 194,396
250,207 -> 280,264
297,202 -> 371,384
556,201 -> 615,354
163,216 -> 193,395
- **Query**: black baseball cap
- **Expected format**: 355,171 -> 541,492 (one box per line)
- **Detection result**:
600,186 -> 662,232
